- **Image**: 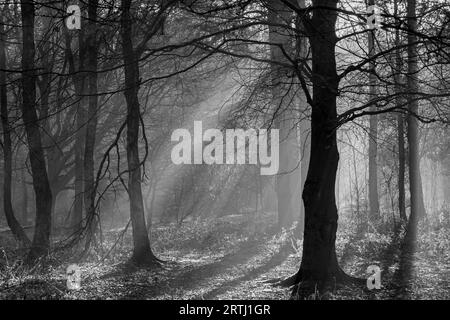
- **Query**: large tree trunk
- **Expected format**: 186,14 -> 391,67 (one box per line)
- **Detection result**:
83,0 -> 99,247
121,0 -> 158,266
0,18 -> 30,245
368,0 -> 380,222
20,0 -> 53,262
406,0 -> 426,244
292,0 -> 350,294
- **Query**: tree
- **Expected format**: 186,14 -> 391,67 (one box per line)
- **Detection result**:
289,0 -> 353,293
20,0 -> 53,262
120,0 -> 159,266
0,8 -> 30,245
83,0 -> 99,248
63,5 -> 88,232
268,0 -> 302,231
394,0 -> 407,223
367,0 -> 380,222
405,0 -> 426,245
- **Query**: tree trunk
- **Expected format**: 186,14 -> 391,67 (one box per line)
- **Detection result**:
397,113 -> 407,221
20,0 -> 53,262
83,0 -> 99,247
276,115 -> 301,230
146,173 -> 158,232
368,0 -> 380,221
268,0 -> 302,231
121,0 -> 157,266
64,23 -> 86,233
292,0 -> 351,294
73,125 -> 84,231
406,0 -> 426,244
0,19 -> 30,245
394,0 -> 407,223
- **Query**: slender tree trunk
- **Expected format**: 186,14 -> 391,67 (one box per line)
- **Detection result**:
394,0 -> 407,223
37,6 -> 54,219
73,124 -> 84,231
20,0 -> 53,262
368,0 -> 380,221
276,115 -> 301,230
146,173 -> 158,232
64,23 -> 86,233
73,113 -> 85,231
121,0 -> 157,266
291,0 -> 352,295
83,0 -> 99,247
406,0 -> 426,244
268,0 -> 301,231
0,19 -> 30,245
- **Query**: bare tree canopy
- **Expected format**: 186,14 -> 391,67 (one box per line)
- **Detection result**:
0,0 -> 449,303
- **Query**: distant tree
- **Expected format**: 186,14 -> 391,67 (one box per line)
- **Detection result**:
393,0 -> 407,222
367,0 -> 380,223
405,0 -> 427,245
83,0 -> 99,250
0,6 -> 30,245
267,0 -> 302,231
120,0 -> 161,265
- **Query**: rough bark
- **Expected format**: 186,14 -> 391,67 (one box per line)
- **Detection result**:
292,0 -> 353,295
0,18 -> 30,245
406,0 -> 426,244
121,0 -> 158,266
20,0 -> 53,262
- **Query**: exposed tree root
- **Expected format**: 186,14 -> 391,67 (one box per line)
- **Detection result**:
288,268 -> 365,299
128,252 -> 163,269
272,273 -> 298,287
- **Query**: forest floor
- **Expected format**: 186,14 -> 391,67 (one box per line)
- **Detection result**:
0,212 -> 449,300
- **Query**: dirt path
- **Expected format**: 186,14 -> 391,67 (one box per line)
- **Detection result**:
83,234 -> 295,299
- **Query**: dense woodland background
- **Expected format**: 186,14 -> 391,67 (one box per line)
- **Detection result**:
0,0 -> 449,300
